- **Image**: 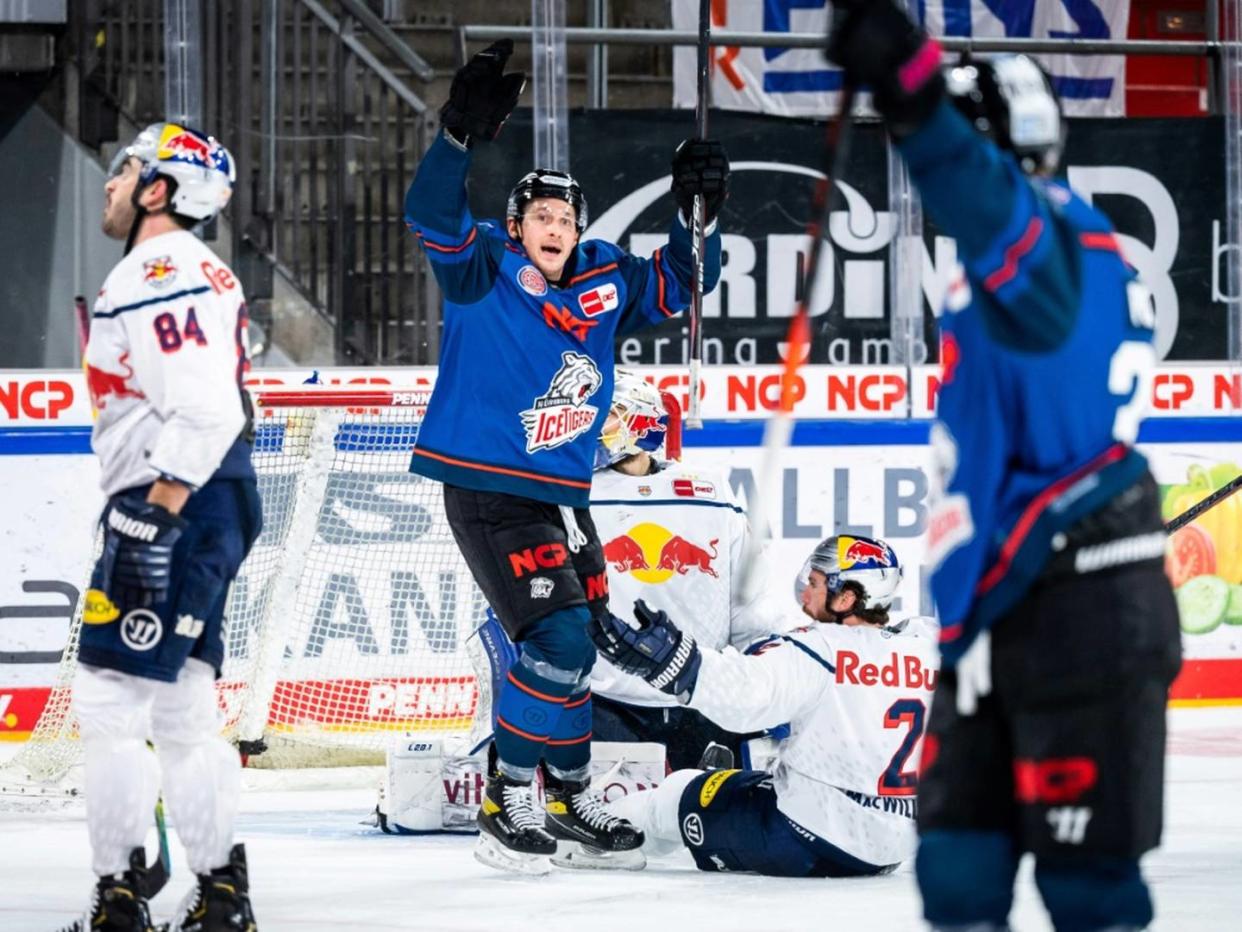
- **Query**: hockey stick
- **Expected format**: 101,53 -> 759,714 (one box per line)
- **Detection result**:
74,296 -> 91,357
686,0 -> 711,429
736,84 -> 858,599
1166,473 -> 1242,533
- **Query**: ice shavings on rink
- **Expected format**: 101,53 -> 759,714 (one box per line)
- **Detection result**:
3,707 -> 1240,932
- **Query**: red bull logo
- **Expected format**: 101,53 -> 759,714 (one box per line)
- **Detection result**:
85,353 -> 145,410
602,523 -> 718,583
142,255 -> 177,289
839,536 -> 894,570
657,535 -> 719,578
158,126 -> 213,166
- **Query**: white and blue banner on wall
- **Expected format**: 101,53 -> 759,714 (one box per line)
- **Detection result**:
673,0 -> 1129,117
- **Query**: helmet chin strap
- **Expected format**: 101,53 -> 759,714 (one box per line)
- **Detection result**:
123,178 -> 175,255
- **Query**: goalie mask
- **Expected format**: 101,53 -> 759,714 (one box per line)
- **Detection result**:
944,54 -> 1064,176
594,370 -> 669,470
793,534 -> 902,613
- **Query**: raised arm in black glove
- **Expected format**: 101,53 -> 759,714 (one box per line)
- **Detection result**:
589,600 -> 702,699
825,0 -> 944,137
440,39 -> 527,146
98,497 -> 188,609
671,138 -> 730,226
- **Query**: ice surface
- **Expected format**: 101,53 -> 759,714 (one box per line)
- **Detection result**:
2,707 -> 1240,931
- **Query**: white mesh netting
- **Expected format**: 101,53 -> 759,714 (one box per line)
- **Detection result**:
6,390 -> 489,786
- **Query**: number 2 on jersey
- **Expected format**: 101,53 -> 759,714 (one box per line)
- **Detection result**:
877,698 -> 926,798
153,307 -> 208,352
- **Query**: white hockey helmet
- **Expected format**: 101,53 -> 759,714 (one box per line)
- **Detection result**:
110,122 -> 236,223
794,534 -> 903,612
594,370 -> 669,470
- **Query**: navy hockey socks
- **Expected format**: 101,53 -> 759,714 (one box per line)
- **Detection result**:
494,656 -> 576,781
544,685 -> 592,778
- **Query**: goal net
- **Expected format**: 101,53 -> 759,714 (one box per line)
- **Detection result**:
6,385 -> 684,786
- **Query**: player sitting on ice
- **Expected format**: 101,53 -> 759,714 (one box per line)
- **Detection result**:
589,371 -> 791,770
589,536 -> 940,877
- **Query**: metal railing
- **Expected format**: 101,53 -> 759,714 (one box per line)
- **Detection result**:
460,25 -> 1223,58
68,0 -> 440,365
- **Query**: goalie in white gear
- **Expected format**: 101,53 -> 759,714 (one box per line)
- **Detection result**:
590,535 -> 941,877
59,124 -> 260,932
589,371 -> 791,769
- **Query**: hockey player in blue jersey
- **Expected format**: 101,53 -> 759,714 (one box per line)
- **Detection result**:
403,40 -> 726,873
827,3 -> 1181,931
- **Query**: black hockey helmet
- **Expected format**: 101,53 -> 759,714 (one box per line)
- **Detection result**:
507,169 -> 588,233
944,54 -> 1064,176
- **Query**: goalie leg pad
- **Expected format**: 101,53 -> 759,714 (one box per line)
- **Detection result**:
150,658 -> 241,874
74,664 -> 162,877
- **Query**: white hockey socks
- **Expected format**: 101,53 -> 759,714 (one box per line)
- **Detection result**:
74,664 -> 162,877
606,768 -> 702,858
151,659 -> 242,875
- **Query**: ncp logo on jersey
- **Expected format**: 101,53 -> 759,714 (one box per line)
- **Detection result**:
120,609 -> 163,651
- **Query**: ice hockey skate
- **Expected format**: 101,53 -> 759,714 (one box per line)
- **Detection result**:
474,754 -> 557,876
543,771 -> 646,871
57,848 -> 155,932
158,844 -> 257,932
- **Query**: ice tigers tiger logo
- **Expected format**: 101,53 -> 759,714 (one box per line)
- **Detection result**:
520,351 -> 603,453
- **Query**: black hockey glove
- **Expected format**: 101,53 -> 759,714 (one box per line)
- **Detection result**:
439,39 -> 527,146
825,0 -> 944,137
98,498 -> 187,609
589,600 -> 702,699
671,138 -> 730,225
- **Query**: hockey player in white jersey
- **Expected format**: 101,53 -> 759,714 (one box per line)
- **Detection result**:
590,535 -> 940,876
60,124 -> 260,932
589,372 -> 790,769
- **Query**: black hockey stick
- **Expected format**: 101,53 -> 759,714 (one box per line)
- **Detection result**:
737,83 -> 858,598
1166,474 -> 1242,533
686,0 -> 711,429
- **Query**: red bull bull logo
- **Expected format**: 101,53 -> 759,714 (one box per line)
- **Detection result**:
602,523 -> 718,583
142,255 -> 178,289
85,353 -> 145,411
656,535 -> 719,578
839,536 -> 895,570
158,126 -> 213,167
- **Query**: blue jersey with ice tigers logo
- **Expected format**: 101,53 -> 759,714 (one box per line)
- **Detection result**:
403,132 -> 721,508
897,102 -> 1156,668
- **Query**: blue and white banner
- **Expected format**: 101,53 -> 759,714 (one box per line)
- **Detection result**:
673,1 -> 1130,117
